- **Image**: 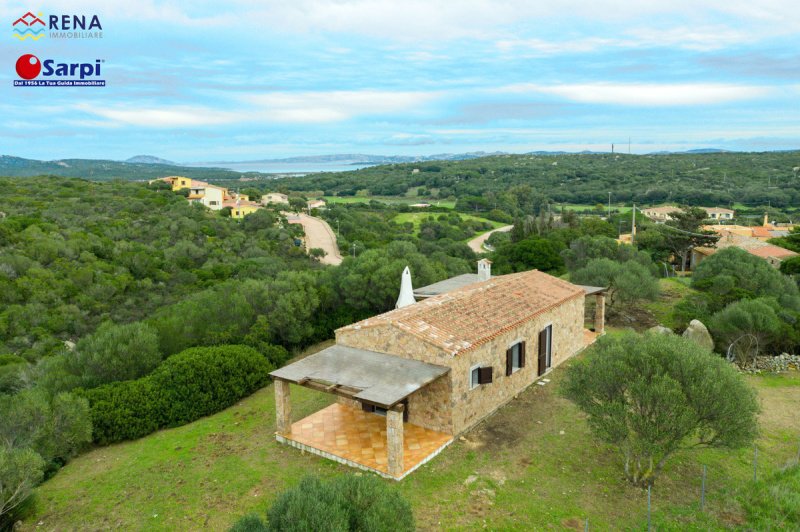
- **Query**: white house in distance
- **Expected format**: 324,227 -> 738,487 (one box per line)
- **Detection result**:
308,199 -> 326,210
642,205 -> 735,223
188,183 -> 228,210
262,192 -> 289,205
703,207 -> 735,221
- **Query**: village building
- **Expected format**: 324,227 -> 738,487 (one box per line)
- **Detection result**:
262,192 -> 289,205
270,260 -> 605,479
307,199 -> 327,210
187,183 -> 229,211
641,205 -> 681,223
691,226 -> 798,269
642,205 -> 736,223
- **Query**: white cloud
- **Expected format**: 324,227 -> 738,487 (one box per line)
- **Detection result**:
70,89 -> 440,128
242,90 -> 439,123
497,82 -> 770,106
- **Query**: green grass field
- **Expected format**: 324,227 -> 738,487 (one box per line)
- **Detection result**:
392,212 -> 505,234
22,342 -> 800,531
322,196 -> 457,209
642,277 -> 697,330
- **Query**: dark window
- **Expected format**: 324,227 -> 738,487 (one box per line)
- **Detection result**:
506,341 -> 526,376
537,325 -> 553,376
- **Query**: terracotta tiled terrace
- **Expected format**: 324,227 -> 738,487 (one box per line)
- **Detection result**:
277,403 -> 453,480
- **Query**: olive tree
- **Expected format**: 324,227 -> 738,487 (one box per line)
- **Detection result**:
570,258 -> 659,309
561,332 -> 759,487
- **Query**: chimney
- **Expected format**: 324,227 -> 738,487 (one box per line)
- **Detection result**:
396,266 -> 416,308
477,259 -> 492,281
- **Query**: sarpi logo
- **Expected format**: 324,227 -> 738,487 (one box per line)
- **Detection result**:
14,54 -> 106,87
12,11 -> 103,40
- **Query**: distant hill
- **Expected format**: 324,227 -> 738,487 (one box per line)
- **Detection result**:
125,155 -> 176,165
0,155 -> 270,181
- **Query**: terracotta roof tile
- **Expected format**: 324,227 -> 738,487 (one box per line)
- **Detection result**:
747,246 -> 797,259
338,270 -> 584,356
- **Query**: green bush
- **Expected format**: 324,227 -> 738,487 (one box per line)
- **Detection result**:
80,345 -> 273,445
230,475 -> 414,532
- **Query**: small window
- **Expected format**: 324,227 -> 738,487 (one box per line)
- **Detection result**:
470,365 -> 493,388
505,341 -> 526,376
470,365 -> 481,389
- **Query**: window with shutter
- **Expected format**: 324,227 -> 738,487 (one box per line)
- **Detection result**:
470,365 -> 481,389
507,342 -> 525,375
478,366 -> 493,384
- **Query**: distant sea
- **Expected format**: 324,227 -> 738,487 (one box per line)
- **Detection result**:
185,161 -> 378,174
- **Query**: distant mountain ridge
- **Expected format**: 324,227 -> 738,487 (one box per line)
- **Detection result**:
125,155 -> 176,165
191,151 -> 509,165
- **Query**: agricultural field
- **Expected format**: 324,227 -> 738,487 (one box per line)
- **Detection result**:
22,339 -> 800,531
393,212 -> 505,234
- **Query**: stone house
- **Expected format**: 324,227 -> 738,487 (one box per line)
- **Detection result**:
270,260 -> 605,479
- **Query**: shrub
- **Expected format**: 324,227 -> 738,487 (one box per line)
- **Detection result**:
708,298 -> 785,360
81,345 -> 273,444
561,332 -> 759,487
67,321 -> 161,389
692,247 -> 800,312
0,447 -> 45,527
230,475 -> 414,532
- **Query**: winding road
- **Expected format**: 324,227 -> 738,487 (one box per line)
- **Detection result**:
286,213 -> 343,265
467,225 -> 513,253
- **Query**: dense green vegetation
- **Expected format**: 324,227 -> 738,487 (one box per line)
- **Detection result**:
0,176 -> 475,524
274,151 -> 800,209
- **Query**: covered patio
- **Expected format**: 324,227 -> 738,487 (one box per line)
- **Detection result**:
270,345 -> 452,480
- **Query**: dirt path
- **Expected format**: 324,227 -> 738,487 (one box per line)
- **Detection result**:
287,213 -> 343,265
467,225 -> 513,253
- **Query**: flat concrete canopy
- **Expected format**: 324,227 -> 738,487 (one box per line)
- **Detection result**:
578,285 -> 607,296
270,345 -> 450,409
413,273 -> 480,298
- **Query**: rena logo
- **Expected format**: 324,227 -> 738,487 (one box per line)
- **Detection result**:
14,54 -> 106,87
11,11 -> 103,40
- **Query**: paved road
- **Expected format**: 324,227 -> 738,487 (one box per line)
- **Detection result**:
467,225 -> 513,253
287,213 -> 343,265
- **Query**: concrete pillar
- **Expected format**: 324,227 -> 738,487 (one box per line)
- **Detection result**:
275,379 -> 292,436
386,405 -> 404,478
594,293 -> 605,335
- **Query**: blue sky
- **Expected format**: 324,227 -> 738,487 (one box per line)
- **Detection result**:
1,0 -> 799,161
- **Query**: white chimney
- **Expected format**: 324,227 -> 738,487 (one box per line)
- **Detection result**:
396,266 -> 416,308
477,259 -> 492,281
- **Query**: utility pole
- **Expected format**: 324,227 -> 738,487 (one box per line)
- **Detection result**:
608,192 -> 612,219
631,203 -> 636,245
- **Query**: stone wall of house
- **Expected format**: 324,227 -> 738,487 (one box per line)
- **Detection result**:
449,294 -> 585,434
406,373 -> 453,433
335,294 -> 585,437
